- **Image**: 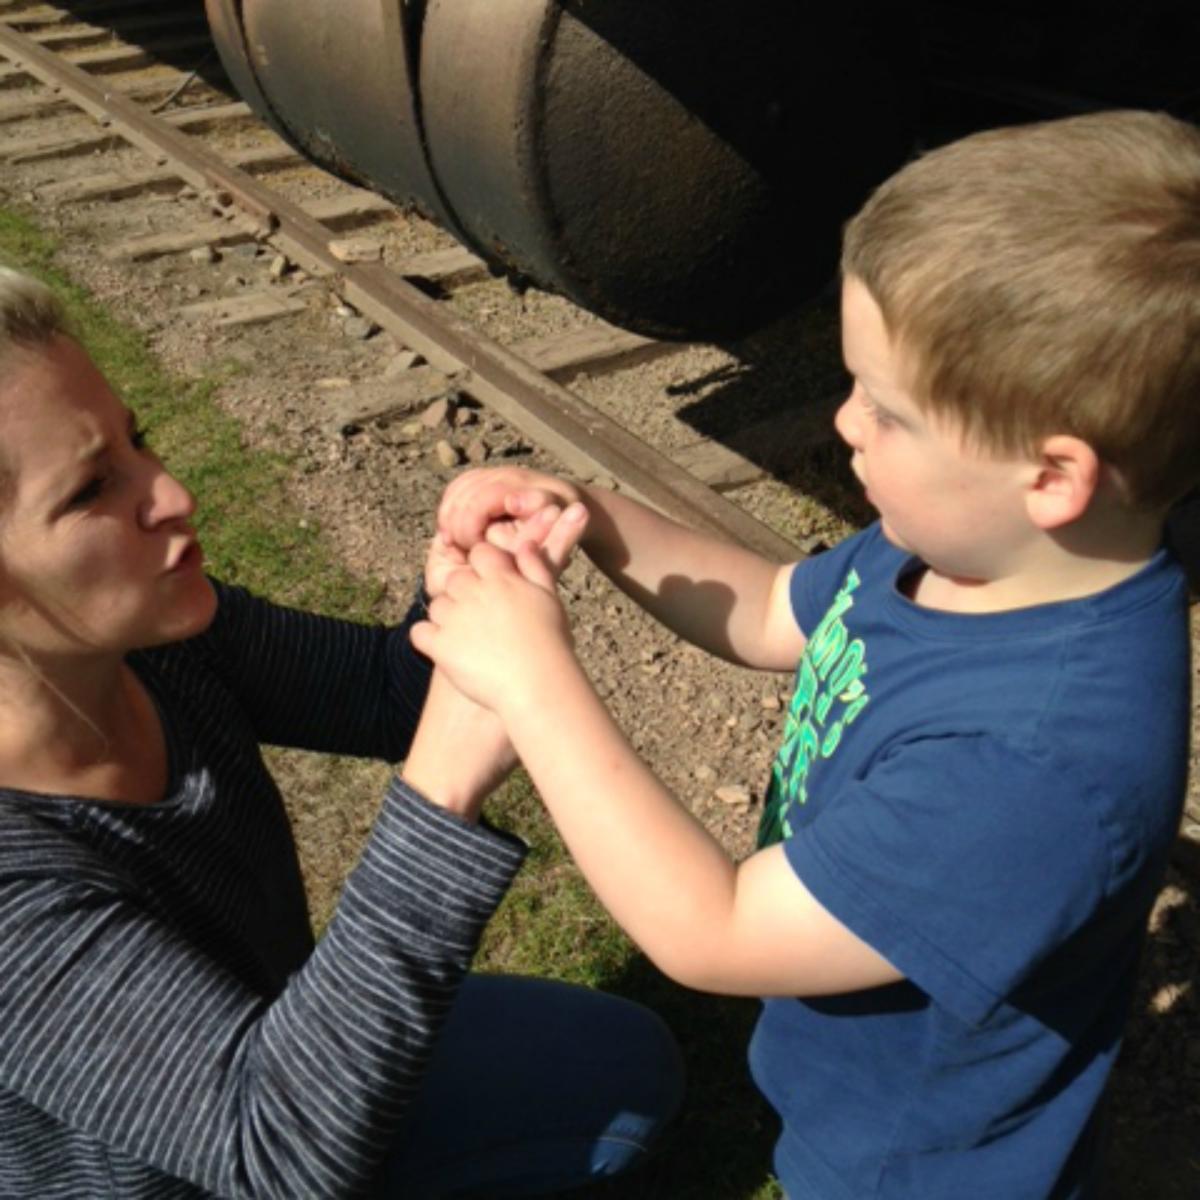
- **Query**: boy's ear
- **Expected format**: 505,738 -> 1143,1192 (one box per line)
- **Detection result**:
1025,434 -> 1101,530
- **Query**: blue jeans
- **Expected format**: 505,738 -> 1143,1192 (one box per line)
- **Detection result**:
376,973 -> 686,1197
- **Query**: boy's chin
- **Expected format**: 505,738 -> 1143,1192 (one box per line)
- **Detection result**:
877,519 -> 912,553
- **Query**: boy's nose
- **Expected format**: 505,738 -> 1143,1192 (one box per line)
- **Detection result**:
834,390 -> 863,450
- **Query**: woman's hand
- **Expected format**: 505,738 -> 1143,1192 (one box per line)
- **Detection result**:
437,467 -> 583,555
400,667 -> 518,822
424,489 -> 579,598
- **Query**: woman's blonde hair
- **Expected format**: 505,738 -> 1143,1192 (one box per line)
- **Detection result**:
0,266 -> 68,351
842,110 -> 1200,509
0,268 -> 70,505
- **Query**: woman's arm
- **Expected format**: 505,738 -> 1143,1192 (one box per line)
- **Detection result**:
0,782 -> 524,1198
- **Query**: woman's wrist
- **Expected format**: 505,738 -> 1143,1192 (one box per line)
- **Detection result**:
401,669 -> 516,822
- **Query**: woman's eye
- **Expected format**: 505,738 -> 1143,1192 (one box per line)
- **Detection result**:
67,477 -> 106,508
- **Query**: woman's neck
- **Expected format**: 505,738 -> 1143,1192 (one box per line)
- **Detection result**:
0,655 -> 166,803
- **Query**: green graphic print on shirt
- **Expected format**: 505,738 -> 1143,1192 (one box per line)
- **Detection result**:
757,567 -> 871,848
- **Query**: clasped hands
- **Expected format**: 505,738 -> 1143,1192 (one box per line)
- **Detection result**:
417,467 -> 588,717
403,469 -> 589,819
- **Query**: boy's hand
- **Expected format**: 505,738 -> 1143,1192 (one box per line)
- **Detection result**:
438,467 -> 582,553
411,515 -> 586,717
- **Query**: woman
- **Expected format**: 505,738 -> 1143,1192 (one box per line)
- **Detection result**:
0,268 -> 682,1198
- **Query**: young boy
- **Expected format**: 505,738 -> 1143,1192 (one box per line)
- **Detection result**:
414,109 -> 1200,1198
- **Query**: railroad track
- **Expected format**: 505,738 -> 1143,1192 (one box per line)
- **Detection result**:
0,0 -> 851,566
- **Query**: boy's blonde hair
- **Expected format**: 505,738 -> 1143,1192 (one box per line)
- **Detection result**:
841,110 -> 1200,510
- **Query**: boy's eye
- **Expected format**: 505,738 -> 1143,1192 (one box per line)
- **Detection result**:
863,398 -> 896,429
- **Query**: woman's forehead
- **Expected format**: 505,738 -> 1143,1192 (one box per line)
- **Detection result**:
0,341 -> 117,498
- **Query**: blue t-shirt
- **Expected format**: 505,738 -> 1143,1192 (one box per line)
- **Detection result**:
751,523 -> 1189,1199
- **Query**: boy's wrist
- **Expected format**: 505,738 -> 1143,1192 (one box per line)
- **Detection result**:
494,638 -> 590,731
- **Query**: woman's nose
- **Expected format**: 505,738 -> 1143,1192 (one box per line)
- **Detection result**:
138,463 -> 197,529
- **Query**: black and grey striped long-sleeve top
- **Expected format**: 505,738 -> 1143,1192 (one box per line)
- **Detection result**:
0,582 -> 526,1199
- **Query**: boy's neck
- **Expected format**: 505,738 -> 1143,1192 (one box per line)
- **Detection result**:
909,510 -> 1165,614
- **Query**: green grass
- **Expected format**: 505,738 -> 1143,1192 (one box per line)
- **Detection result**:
0,207 -> 782,1198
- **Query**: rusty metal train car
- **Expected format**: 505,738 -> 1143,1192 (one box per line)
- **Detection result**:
204,1 -> 1196,341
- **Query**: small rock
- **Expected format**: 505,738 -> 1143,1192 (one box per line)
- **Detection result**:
761,693 -> 782,712
226,242 -> 260,261
453,406 -> 478,428
268,254 -> 289,280
715,784 -> 752,807
384,349 -> 423,377
189,245 -> 218,264
176,184 -> 198,201
315,377 -> 353,390
434,440 -> 461,469
421,396 -> 453,429
343,316 -> 378,340
694,765 -> 716,783
725,715 -> 738,728
464,436 -> 489,464
329,237 -> 383,264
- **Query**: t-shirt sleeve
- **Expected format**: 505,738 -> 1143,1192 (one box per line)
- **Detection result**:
784,734 -> 1111,1027
787,524 -> 897,636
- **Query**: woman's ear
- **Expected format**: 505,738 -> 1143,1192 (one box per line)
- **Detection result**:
1025,434 -> 1101,530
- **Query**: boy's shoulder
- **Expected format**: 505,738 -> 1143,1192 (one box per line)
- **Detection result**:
787,522 -> 898,627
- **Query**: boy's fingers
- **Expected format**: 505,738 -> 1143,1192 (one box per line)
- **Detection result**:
409,619 -> 437,659
540,502 -> 589,572
468,540 -> 519,578
509,504 -> 563,550
514,541 -> 556,593
505,486 -> 572,524
483,518 -> 521,552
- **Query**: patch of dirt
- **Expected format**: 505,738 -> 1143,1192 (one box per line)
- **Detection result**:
2,119 -> 1197,1197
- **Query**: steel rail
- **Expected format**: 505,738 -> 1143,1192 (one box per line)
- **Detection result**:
0,18 -> 802,562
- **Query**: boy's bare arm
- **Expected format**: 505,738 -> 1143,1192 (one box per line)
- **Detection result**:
439,467 -> 805,670
412,542 -> 900,998
510,657 -> 900,996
